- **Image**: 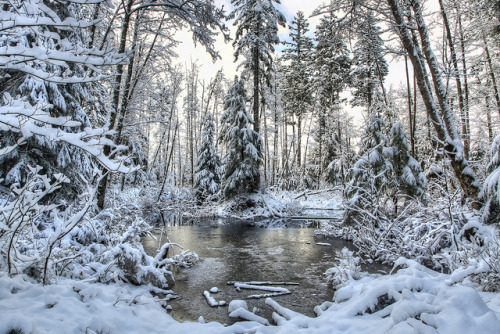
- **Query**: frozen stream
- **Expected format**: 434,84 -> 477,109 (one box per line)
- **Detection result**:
142,213 -> 387,325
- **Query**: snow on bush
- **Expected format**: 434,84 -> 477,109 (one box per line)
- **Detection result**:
323,247 -> 361,289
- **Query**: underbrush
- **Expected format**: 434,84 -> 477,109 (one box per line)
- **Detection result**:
0,170 -> 196,289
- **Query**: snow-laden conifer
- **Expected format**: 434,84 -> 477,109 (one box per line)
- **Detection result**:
194,114 -> 222,202
281,11 -> 314,170
350,12 -> 389,108
230,0 -> 286,135
483,134 -> 500,224
344,111 -> 392,226
220,77 -> 263,198
386,122 -> 427,205
0,0 -> 127,199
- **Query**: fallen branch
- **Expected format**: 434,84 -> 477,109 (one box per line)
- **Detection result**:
232,283 -> 290,293
294,188 -> 340,200
229,308 -> 270,325
246,291 -> 291,299
203,291 -> 226,307
227,281 -> 299,286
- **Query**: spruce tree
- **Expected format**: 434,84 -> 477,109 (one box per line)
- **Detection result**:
0,0 -> 124,199
483,134 -> 500,224
350,13 -> 389,109
220,77 -> 263,198
282,11 -> 314,169
309,9 -> 351,185
386,122 -> 427,205
344,109 -> 392,226
194,114 -> 222,203
230,0 -> 286,135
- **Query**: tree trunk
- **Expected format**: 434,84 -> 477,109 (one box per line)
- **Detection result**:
439,0 -> 470,159
97,0 -> 133,209
388,0 -> 481,202
483,35 -> 500,117
253,45 -> 260,134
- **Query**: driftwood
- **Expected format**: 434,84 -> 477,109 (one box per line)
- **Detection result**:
227,281 -> 299,286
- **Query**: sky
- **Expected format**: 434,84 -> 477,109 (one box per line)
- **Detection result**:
174,0 -> 327,83
172,0 -> 410,126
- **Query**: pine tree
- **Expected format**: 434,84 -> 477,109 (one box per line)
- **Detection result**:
282,11 -> 314,169
386,122 -> 427,206
220,77 -> 263,198
194,114 -> 222,203
344,109 -> 392,226
350,13 -> 389,109
483,134 -> 500,224
230,0 -> 286,135
309,10 -> 351,186
0,0 -> 126,199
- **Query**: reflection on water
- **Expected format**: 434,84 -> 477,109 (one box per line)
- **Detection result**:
142,212 -> 384,325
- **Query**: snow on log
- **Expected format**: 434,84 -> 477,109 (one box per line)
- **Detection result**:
228,308 -> 270,325
246,291 -> 291,299
233,283 -> 290,293
227,281 -> 299,286
315,242 -> 332,246
203,291 -> 226,307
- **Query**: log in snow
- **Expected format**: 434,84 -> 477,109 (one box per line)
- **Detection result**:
227,281 -> 299,286
228,307 -> 270,325
246,291 -> 291,299
233,283 -> 290,293
203,291 -> 226,307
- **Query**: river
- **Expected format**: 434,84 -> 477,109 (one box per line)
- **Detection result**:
142,212 -> 387,325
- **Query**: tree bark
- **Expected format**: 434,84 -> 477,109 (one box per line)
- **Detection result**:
387,0 -> 481,202
438,0 -> 470,159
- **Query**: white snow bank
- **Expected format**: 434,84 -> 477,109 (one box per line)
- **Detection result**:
1,259 -> 500,333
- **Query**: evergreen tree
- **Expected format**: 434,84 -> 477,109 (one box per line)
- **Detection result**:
220,77 -> 263,198
194,114 -> 222,203
386,122 -> 427,206
230,0 -> 286,135
282,11 -> 314,169
309,10 -> 351,185
350,13 -> 389,108
344,109 -> 392,226
483,134 -> 500,224
0,0 -> 125,199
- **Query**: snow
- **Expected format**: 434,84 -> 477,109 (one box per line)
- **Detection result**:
2,258 -> 499,334
228,299 -> 248,312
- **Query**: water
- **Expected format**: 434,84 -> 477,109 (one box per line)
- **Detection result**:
142,212 -> 386,325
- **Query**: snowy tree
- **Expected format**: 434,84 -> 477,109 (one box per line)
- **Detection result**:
220,77 -> 263,198
350,12 -> 389,108
483,134 -> 500,225
194,114 -> 222,203
230,0 -> 286,135
344,110 -> 392,226
282,11 -> 314,169
386,122 -> 427,208
0,0 -> 127,199
309,8 -> 351,186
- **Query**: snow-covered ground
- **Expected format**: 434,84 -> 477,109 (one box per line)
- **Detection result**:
2,258 -> 500,333
2,187 -> 500,333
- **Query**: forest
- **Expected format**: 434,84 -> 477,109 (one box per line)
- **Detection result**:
1,0 -> 500,333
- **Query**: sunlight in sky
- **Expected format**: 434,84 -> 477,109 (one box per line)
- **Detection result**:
173,0 -> 326,82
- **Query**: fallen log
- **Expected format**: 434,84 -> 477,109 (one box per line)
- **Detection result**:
227,281 -> 299,286
246,291 -> 291,299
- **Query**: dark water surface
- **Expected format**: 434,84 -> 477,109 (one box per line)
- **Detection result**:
142,213 -> 386,325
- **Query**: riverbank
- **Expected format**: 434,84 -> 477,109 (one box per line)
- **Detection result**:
2,258 -> 500,333
2,187 -> 500,333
